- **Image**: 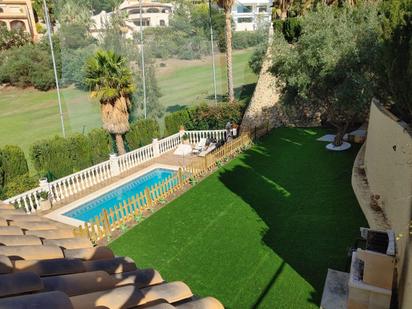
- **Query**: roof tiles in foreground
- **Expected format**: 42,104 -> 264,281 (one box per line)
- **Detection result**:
0,202 -> 224,309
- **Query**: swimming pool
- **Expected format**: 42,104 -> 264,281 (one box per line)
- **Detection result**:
64,168 -> 176,222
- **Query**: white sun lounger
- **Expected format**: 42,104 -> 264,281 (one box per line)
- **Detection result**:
192,138 -> 207,154
173,144 -> 192,156
199,143 -> 216,157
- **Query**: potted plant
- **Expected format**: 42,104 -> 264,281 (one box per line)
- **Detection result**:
39,191 -> 52,211
182,133 -> 190,144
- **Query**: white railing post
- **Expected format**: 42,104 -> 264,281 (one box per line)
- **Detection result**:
152,138 -> 160,157
110,153 -> 121,177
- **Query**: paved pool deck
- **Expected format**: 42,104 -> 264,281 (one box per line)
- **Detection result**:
41,149 -> 203,225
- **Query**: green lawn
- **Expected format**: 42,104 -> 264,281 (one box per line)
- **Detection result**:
0,86 -> 100,155
109,128 -> 367,308
158,49 -> 257,112
0,49 -> 256,155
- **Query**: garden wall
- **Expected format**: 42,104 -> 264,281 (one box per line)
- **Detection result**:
352,99 -> 412,308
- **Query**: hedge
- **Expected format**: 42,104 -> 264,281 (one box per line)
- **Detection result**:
125,119 -> 160,150
30,129 -> 112,180
165,102 -> 244,135
2,173 -> 38,200
0,145 -> 29,198
164,109 -> 193,135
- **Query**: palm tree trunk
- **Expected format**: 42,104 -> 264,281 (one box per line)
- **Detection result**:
225,9 -> 235,103
115,134 -> 126,155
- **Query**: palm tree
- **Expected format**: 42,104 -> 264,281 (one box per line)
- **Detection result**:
84,50 -> 135,155
217,0 -> 235,103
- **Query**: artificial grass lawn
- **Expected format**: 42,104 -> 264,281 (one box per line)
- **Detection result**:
109,128 -> 367,308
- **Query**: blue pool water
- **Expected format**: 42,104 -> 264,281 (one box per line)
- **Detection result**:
64,168 -> 176,222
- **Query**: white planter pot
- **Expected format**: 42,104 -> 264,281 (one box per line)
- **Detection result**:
40,199 -> 52,211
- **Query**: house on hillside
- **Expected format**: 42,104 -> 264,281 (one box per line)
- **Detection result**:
0,0 -> 38,40
91,0 -> 173,40
232,0 -> 272,31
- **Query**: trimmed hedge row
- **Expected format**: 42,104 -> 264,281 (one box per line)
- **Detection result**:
165,102 -> 244,135
30,128 -> 112,180
29,119 -> 160,181
0,145 -> 31,199
125,119 -> 160,150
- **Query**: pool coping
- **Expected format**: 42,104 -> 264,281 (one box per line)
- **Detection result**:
45,163 -> 180,227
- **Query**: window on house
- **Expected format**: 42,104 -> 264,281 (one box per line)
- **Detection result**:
238,17 -> 253,23
161,9 -> 169,13
258,6 -> 267,12
159,20 -> 165,26
0,8 -> 4,13
133,19 -> 150,27
129,9 -> 141,14
147,8 -> 160,13
10,20 -> 26,31
237,5 -> 253,13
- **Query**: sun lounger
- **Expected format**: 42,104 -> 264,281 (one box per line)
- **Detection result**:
174,144 -> 192,156
192,138 -> 207,154
198,143 -> 216,157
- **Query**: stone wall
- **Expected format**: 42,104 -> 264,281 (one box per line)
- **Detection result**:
352,99 -> 412,308
241,29 -> 322,134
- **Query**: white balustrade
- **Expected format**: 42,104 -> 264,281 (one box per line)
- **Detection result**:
118,144 -> 155,173
186,130 -> 227,144
158,133 -> 181,154
5,187 -> 44,213
48,160 -> 111,204
5,129 -> 225,213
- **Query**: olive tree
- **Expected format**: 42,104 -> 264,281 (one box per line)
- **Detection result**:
271,3 -> 383,145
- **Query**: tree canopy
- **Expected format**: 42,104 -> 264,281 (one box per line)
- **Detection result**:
271,3 -> 383,144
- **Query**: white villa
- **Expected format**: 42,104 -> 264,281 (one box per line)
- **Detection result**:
232,0 -> 272,31
91,0 -> 173,39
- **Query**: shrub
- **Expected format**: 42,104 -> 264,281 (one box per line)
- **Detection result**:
2,173 -> 38,199
125,119 -> 160,150
249,42 -> 268,74
164,102 -> 244,135
282,17 -> 302,43
30,131 -> 112,180
88,128 -> 113,163
164,109 -> 192,135
0,42 -> 57,90
0,24 -> 30,51
273,19 -> 283,33
0,145 -> 29,189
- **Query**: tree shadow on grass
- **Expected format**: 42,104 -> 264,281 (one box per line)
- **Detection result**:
218,128 -> 367,306
205,83 -> 257,104
166,104 -> 187,113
